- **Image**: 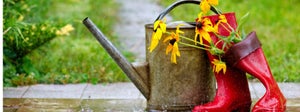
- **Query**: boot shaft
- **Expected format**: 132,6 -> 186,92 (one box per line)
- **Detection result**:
204,12 -> 251,100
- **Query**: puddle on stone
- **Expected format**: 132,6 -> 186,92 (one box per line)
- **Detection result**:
16,99 -> 80,112
3,98 -> 146,112
80,99 -> 146,112
3,98 -> 300,112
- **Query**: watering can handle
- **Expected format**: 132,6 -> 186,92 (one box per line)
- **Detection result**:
155,0 -> 220,21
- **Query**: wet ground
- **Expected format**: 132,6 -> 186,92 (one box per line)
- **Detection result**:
3,82 -> 300,112
3,98 -> 300,112
3,98 -> 146,112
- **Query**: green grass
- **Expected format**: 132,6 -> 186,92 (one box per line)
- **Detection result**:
4,0 -> 132,86
159,0 -> 300,82
28,0 -> 133,84
3,0 -> 65,86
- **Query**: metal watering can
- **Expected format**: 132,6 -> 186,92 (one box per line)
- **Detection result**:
83,0 -> 217,111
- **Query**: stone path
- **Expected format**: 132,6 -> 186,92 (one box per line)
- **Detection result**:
3,83 -> 144,99
3,82 -> 300,111
113,0 -> 171,62
4,82 -> 300,100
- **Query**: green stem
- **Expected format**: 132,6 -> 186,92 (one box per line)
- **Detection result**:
178,42 -> 210,51
3,27 -> 11,35
213,6 -> 223,15
222,42 -> 227,51
221,23 -> 241,39
165,32 -> 211,48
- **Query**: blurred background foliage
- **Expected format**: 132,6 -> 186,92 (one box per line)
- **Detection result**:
3,0 -> 64,86
159,0 -> 300,82
3,0 -> 132,87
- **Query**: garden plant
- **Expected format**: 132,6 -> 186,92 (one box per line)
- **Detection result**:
3,0 -> 131,86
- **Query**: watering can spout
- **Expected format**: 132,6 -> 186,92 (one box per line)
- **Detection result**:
83,17 -> 150,99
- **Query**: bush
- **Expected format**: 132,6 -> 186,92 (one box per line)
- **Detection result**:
4,0 -> 132,86
3,0 -> 72,86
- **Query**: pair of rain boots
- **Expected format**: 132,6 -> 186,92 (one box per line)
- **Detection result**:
193,13 -> 286,112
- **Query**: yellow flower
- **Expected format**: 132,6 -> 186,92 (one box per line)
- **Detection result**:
176,24 -> 184,34
17,15 -> 24,21
195,17 -> 214,45
56,24 -> 75,36
200,0 -> 219,14
41,26 -> 47,31
218,14 -> 227,23
149,18 -> 167,52
212,59 -> 227,74
154,18 -> 167,33
163,24 -> 182,64
214,14 -> 228,33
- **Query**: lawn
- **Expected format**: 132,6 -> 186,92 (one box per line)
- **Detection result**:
159,0 -> 300,82
3,0 -> 132,86
30,0 -> 133,84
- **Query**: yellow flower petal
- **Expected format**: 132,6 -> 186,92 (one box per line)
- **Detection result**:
174,42 -> 180,57
169,42 -> 180,64
199,29 -> 211,43
160,23 -> 167,33
149,32 -> 159,52
212,59 -> 227,74
202,18 -> 214,32
214,15 -> 228,33
164,32 -> 180,64
153,18 -> 167,32
214,22 -> 220,33
200,0 -> 211,14
171,47 -> 177,64
194,30 -> 200,45
198,12 -> 203,20
171,52 -> 177,64
164,33 -> 174,42
161,18 -> 167,32
153,20 -> 160,30
166,44 -> 173,54
155,28 -> 163,40
219,14 -> 227,23
208,0 -> 218,6
176,24 -> 184,34
56,24 -> 75,36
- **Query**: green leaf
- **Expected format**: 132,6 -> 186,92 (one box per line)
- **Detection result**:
236,12 -> 250,33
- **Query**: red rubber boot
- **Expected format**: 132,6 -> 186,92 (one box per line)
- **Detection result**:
193,58 -> 252,112
193,13 -> 252,112
224,32 -> 286,112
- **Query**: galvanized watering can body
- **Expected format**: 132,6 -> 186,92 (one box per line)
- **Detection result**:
145,23 -> 215,111
83,0 -> 216,111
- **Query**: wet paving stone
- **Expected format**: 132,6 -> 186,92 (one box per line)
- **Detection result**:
251,98 -> 300,112
3,108 -> 17,112
81,99 -> 146,111
3,98 -> 300,112
4,98 -> 81,112
286,99 -> 300,112
20,99 -> 81,112
3,86 -> 29,98
3,98 -> 25,111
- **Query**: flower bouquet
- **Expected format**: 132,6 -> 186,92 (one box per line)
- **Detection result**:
149,0 -> 286,111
